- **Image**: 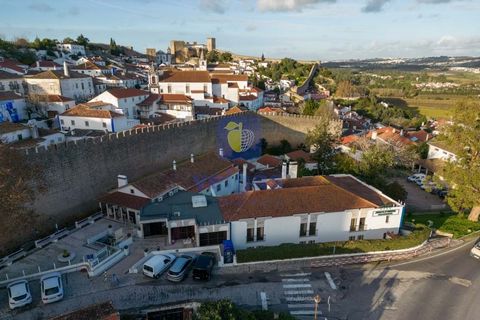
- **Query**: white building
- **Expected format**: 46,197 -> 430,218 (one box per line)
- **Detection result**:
58,101 -> 135,133
71,61 -> 112,77
56,43 -> 86,56
89,88 -> 150,119
219,175 -> 403,250
427,141 -> 458,162
30,60 -> 63,71
95,72 -> 139,89
0,91 -> 27,122
0,71 -> 25,95
137,93 -> 194,120
25,64 -> 94,102
34,95 -> 76,116
0,122 -> 31,143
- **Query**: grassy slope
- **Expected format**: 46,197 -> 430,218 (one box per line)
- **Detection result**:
408,212 -> 480,238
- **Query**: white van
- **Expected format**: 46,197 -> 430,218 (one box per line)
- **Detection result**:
470,242 -> 480,260
143,253 -> 176,279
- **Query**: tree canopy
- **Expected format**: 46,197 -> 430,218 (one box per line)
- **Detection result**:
306,117 -> 339,174
438,100 -> 480,220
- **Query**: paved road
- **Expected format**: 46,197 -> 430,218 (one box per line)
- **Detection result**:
1,238 -> 479,320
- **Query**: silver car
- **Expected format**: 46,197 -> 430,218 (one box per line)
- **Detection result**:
7,280 -> 32,310
166,254 -> 196,282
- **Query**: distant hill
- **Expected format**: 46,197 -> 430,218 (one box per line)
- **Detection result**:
322,56 -> 480,71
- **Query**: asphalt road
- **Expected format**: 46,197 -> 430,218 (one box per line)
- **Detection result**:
2,238 -> 479,320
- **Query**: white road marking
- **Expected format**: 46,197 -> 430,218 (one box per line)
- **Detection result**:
282,278 -> 310,282
449,277 -> 472,287
260,292 -> 268,310
290,310 -> 320,315
287,304 -> 315,309
284,290 -> 314,295
324,272 -> 337,290
280,272 -> 311,277
285,296 -> 314,302
283,284 -> 312,289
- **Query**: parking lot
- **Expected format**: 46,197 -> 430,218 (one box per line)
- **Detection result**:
395,176 -> 447,212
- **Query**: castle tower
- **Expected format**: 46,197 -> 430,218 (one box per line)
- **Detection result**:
207,37 -> 216,52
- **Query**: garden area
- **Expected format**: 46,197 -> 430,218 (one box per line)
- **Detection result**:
236,226 -> 430,263
407,211 -> 480,239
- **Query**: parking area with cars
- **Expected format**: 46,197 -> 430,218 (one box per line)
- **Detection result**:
396,174 -> 448,211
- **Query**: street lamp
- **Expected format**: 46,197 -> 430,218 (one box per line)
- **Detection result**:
313,294 -> 321,320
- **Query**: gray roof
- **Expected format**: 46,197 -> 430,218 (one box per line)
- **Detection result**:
140,191 -> 225,225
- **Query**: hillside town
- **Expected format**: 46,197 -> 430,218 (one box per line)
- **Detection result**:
1,2 -> 480,319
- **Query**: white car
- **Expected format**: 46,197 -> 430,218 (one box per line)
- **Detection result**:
143,253 -> 176,279
7,280 -> 32,309
408,173 -> 426,182
40,272 -> 64,304
470,242 -> 480,259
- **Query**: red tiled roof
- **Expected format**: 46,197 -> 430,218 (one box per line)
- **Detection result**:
31,61 -> 62,68
60,102 -> 123,119
211,74 -> 248,84
239,94 -> 258,101
37,95 -> 74,103
159,71 -> 211,83
137,94 -> 159,107
219,175 -> 394,221
225,105 -> 248,115
213,96 -> 230,104
285,150 -> 314,163
257,154 -> 282,168
0,122 -> 27,134
231,158 -> 256,172
28,70 -> 91,79
407,130 -> 430,143
341,135 -> 359,145
99,192 -> 150,210
0,91 -> 23,101
0,70 -> 22,79
107,88 -> 149,99
160,94 -> 193,104
258,106 -> 285,114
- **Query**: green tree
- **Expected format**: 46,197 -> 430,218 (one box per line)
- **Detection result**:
63,37 -> 75,44
206,50 -> 219,63
439,100 -> 480,220
358,144 -> 395,181
219,51 -> 233,62
335,80 -> 358,98
303,100 -> 319,116
76,34 -> 89,47
306,117 -> 339,174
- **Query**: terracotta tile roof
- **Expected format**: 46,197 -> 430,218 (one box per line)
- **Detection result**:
281,176 -> 330,188
37,94 -> 74,103
219,175 -> 394,221
341,134 -> 359,145
191,166 -> 239,193
0,91 -> 23,101
225,105 -> 247,115
0,60 -> 25,73
160,94 -> 193,104
239,94 -> 258,101
60,102 -> 124,119
137,93 -> 159,106
99,192 -> 150,210
159,70 -> 211,83
257,154 -> 282,168
407,130 -> 430,143
29,70 -> 91,80
0,122 -> 28,134
107,88 -> 149,99
211,74 -> 248,84
213,96 -> 230,104
0,70 -> 22,79
131,152 -> 237,198
31,61 -> 62,68
72,61 -> 107,70
258,106 -> 285,114
285,150 -> 314,163
231,158 -> 256,172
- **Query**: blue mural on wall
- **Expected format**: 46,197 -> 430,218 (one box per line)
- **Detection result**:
216,115 -> 262,160
0,101 -> 19,123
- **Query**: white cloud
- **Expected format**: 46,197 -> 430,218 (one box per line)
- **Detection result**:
257,0 -> 336,12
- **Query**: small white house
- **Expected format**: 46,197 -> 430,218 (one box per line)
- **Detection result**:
56,43 -> 86,56
0,91 -> 27,122
0,122 -> 31,143
89,88 -> 149,119
58,101 -> 135,133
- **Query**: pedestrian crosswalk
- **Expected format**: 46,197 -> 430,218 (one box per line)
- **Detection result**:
280,272 -> 320,319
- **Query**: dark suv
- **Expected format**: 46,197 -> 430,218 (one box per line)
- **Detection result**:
192,252 -> 216,281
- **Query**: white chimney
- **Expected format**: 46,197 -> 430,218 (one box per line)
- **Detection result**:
117,175 -> 128,188
392,128 -> 396,134
426,133 -> 430,141
400,129 -> 404,136
36,61 -> 40,68
289,161 -> 298,179
173,160 -> 177,171
281,161 -> 288,179
242,163 -> 248,192
63,61 -> 70,77
219,148 -> 224,157
190,153 -> 194,163
371,131 -> 378,140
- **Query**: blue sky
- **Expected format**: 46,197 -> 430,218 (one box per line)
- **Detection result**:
0,0 -> 479,60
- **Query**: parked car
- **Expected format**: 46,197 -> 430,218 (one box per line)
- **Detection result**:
408,173 -> 426,182
40,272 -> 64,304
167,254 -> 196,282
470,242 -> 480,259
143,253 -> 176,279
192,252 -> 216,281
7,280 -> 32,310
